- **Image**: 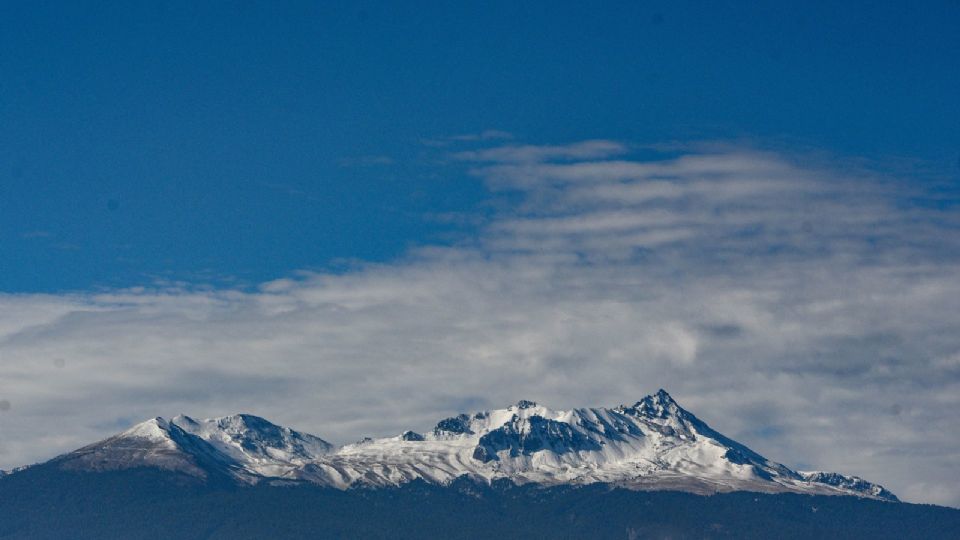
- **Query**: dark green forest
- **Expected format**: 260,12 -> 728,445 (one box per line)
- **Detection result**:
1,465 -> 957,539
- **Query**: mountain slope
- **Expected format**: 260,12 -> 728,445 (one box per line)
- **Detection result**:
171,413 -> 334,479
28,390 -> 895,501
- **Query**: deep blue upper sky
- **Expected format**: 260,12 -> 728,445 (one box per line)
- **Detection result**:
2,1 -> 958,292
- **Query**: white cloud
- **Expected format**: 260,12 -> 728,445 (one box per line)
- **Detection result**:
0,142 -> 958,507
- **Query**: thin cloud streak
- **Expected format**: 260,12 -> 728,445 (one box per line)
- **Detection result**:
455,140 -> 628,163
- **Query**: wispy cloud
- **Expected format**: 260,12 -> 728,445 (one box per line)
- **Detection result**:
0,142 -> 958,506
455,139 -> 628,163
421,130 -> 514,147
448,130 -> 514,142
337,155 -> 395,167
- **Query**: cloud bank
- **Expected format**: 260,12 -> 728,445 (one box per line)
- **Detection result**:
1,141 -> 958,506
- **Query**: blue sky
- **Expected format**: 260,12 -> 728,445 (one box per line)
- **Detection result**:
2,1 -> 960,506
2,1 -> 958,291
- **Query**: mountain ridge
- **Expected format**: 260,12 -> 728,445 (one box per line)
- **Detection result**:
18,389 -> 897,501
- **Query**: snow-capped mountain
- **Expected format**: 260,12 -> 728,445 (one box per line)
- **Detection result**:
58,413 -> 333,483
38,390 -> 897,501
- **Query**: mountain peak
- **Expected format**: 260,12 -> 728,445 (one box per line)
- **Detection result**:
120,416 -> 176,442
628,388 -> 685,419
433,413 -> 474,436
648,388 -> 677,407
170,414 -> 198,427
514,399 -> 538,409
169,413 -> 334,469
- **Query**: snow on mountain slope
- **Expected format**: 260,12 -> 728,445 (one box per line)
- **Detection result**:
55,417 -> 223,479
54,414 -> 333,483
171,414 -> 334,478
36,390 -> 897,501
799,471 -> 899,501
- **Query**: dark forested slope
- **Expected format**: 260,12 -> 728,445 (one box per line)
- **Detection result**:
0,464 -> 957,540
